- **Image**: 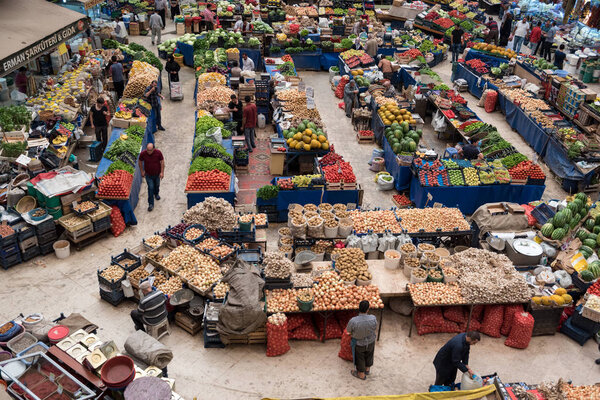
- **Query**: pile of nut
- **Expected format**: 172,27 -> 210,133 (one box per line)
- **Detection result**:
263,252 -> 293,279
332,248 -> 369,282
183,197 -> 237,231
349,210 -> 401,234
448,248 -> 530,303
408,282 -> 465,305
157,276 -> 183,296
144,234 -> 164,248
395,208 -> 470,233
100,265 -> 125,282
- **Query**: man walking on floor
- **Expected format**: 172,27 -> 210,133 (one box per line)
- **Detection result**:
155,0 -> 167,28
346,300 -> 377,380
109,55 -> 125,99
139,143 -> 164,212
144,80 -> 165,132
433,331 -> 480,387
242,95 -> 257,152
149,10 -> 164,45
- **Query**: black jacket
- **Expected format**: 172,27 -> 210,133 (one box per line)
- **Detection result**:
433,333 -> 470,373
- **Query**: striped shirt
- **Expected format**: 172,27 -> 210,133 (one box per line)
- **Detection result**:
138,290 -> 167,325
346,313 -> 377,346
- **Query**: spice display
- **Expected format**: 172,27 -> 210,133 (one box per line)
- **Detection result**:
100,265 -> 125,281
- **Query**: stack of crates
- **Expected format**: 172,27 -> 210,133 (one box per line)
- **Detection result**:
203,301 -> 225,348
255,79 -> 270,124
35,219 -> 58,255
14,222 -> 40,262
98,264 -> 127,306
26,183 -> 63,220
562,84 -> 585,118
0,228 -> 21,270
89,141 -> 104,162
90,202 -> 112,232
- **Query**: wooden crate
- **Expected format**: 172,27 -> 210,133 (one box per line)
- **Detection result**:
356,133 -> 374,144
175,312 -> 202,335
219,326 -> 266,344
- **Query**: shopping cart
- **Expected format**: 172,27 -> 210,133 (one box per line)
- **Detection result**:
168,74 -> 184,101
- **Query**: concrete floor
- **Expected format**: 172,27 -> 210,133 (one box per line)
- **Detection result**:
2,20 -> 600,400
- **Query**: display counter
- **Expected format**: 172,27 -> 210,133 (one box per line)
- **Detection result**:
383,136 -> 412,191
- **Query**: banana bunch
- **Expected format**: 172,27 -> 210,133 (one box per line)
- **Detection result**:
53,135 -> 68,145
115,111 -> 132,119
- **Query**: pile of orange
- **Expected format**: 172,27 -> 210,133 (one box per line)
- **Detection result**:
472,43 -> 516,59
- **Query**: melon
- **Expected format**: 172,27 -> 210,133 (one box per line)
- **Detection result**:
553,211 -> 567,228
580,245 -> 594,258
584,238 -> 597,249
581,269 -> 595,282
576,229 -> 588,241
586,218 -> 596,231
562,294 -> 573,304
570,219 -> 578,230
541,223 -> 554,237
562,208 -> 573,221
588,233 -> 598,242
593,226 -> 600,234
575,192 -> 588,203
551,228 -> 566,241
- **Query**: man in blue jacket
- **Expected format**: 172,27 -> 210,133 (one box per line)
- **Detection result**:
433,331 -> 480,387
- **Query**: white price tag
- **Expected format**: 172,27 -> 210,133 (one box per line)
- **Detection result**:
15,154 -> 31,166
307,97 -> 315,110
306,86 -> 314,98
427,192 -> 433,201
144,264 -> 155,273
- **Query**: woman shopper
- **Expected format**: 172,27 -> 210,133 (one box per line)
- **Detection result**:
344,79 -> 359,118
499,12 -> 513,47
165,55 -> 180,82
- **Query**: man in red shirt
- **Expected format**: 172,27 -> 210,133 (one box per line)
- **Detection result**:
138,143 -> 165,212
242,95 -> 257,152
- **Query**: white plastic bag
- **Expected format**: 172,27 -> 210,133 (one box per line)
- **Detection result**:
461,374 -> 483,391
346,234 -> 362,249
432,110 -> 447,132
206,127 -> 223,144
377,174 -> 395,191
554,270 -> 572,288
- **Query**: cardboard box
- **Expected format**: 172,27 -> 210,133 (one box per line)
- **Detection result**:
581,88 -> 597,101
111,118 -> 130,129
176,23 -> 185,35
129,119 -> 147,129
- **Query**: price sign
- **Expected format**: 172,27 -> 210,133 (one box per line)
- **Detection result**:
306,86 -> 314,98
306,97 -> 315,109
298,81 -> 306,92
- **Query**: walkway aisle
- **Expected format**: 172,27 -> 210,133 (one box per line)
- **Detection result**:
432,58 -> 566,199
299,71 -> 396,208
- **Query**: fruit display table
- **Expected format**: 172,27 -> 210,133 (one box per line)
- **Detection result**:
409,175 -> 546,215
382,136 -> 412,191
96,126 -> 149,225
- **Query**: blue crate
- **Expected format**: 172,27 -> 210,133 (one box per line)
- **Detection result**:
34,219 -> 56,235
111,249 -> 141,272
89,141 -> 104,162
93,216 -> 112,232
0,233 -> 17,249
14,223 -> 35,241
203,327 -> 225,348
37,229 -> 57,245
0,252 -> 21,270
560,316 -> 593,345
531,203 -> 555,225
0,243 -> 20,258
21,245 -> 40,261
100,287 -> 125,306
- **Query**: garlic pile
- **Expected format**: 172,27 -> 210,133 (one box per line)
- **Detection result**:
268,313 -> 287,326
448,248 -> 530,303
183,197 -> 237,231
263,252 -> 293,279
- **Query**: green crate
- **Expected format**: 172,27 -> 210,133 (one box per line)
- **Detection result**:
40,194 -> 60,208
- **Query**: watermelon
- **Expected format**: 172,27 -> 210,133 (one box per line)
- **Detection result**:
567,202 -> 579,213
577,212 -> 585,221
393,144 -> 402,154
563,208 -> 573,221
416,129 -> 423,137
597,234 -> 600,247
541,223 -> 555,237
573,198 -> 584,211
588,233 -> 598,242
589,261 -> 600,278
596,215 -> 600,226
581,269 -> 595,282
584,238 -> 597,249
547,218 -> 554,226
576,229 -> 588,241
553,211 -> 567,228
580,246 -> 593,258
552,228 -> 566,241
570,219 -> 578,230
407,140 -> 417,152
576,192 -> 588,203
594,226 -> 600,234
586,218 -> 596,231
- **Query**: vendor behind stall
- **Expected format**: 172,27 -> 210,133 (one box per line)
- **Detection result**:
433,331 -> 480,387
365,34 -> 378,58
242,53 -> 255,72
131,281 -> 168,332
459,142 -> 483,160
378,57 -> 393,81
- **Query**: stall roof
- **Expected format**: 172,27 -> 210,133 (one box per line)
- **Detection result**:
0,0 -> 89,77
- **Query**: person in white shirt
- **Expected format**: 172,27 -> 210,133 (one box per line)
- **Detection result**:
242,53 -> 255,71
149,10 -> 164,45
114,18 -> 128,43
511,16 -> 530,54
234,16 -> 244,32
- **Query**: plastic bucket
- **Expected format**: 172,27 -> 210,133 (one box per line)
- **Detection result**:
239,220 -> 252,231
324,223 -> 338,238
53,240 -> 70,259
384,250 -> 401,270
403,263 -> 415,278
297,298 -> 314,312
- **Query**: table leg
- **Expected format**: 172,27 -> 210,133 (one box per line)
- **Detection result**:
466,304 -> 473,332
409,307 -> 415,337
322,311 -> 328,343
377,308 -> 383,341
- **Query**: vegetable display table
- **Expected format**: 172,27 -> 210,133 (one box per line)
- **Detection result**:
96,126 -> 149,225
409,176 -> 546,215
290,50 -> 322,71
176,41 -> 195,67
382,136 -> 413,191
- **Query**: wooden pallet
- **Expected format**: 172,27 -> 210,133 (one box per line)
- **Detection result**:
356,133 -> 375,144
220,326 -> 267,345
175,312 -> 202,336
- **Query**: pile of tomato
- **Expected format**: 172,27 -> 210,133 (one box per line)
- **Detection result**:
322,161 -> 356,183
97,170 -> 133,198
359,130 -> 374,137
393,194 -> 411,206
185,170 -> 230,192
281,55 -> 293,63
465,58 -> 489,74
400,49 -> 423,59
508,160 -> 546,181
433,18 -> 454,29
278,178 -> 294,190
319,149 -> 343,166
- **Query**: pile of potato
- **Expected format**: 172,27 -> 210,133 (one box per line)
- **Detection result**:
100,265 -> 125,282
331,248 -> 369,282
408,282 -> 465,305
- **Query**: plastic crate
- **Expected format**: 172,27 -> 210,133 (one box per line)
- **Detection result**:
93,216 -> 112,232
88,201 -> 112,222
37,229 -> 57,245
182,224 -> 207,245
39,241 -> 55,255
89,141 -> 104,162
58,213 -> 92,232
573,305 -> 600,332
66,223 -> 93,241
17,341 -> 49,365
0,232 -> 17,249
99,286 -> 125,306
0,252 -> 21,269
34,219 -> 56,235
97,266 -> 126,289
19,236 -> 38,252
560,316 -> 593,345
21,245 -> 40,261
203,326 -> 225,348
217,227 -> 256,243
111,249 -> 141,272
14,223 -> 35,241
531,203 -> 555,225
571,272 -> 591,292
0,243 -> 20,258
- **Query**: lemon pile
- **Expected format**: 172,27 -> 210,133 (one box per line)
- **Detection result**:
377,104 -> 415,126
